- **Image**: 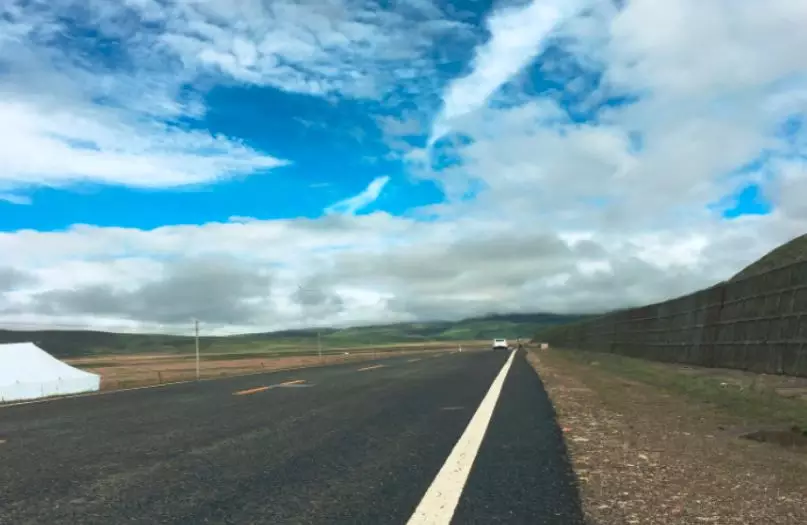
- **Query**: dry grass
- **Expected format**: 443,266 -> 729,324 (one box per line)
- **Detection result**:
66,345 -> 467,391
530,348 -> 807,525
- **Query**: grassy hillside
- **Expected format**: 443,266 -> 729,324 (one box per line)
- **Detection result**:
536,232 -> 807,347
0,312 -> 586,358
731,233 -> 807,280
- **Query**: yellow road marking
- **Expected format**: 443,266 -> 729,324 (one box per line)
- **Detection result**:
279,379 -> 306,386
233,386 -> 271,396
357,364 -> 386,372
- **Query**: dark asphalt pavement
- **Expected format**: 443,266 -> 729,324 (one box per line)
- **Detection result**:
0,350 -> 585,524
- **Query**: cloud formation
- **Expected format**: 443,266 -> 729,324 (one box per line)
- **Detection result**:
1,0 -> 806,334
430,0 -> 581,144
0,0 -> 464,200
6,257 -> 273,327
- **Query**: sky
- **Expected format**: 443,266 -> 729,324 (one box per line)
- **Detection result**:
1,0 -> 806,335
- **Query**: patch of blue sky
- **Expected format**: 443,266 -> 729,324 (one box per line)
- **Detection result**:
711,110 -> 807,220
708,151 -> 776,220
780,115 -> 803,140
627,131 -> 643,154
498,42 -> 639,126
352,176 -> 444,217
429,133 -> 473,171
0,0 -> 533,232
581,196 -> 611,209
41,10 -> 137,72
50,136 -> 101,151
0,158 -> 446,232
720,183 -> 773,219
201,84 -> 386,161
0,78 -> 448,232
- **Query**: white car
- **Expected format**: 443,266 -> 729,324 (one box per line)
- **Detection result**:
492,338 -> 508,350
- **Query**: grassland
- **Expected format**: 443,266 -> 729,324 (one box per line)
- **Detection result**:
550,348 -> 807,431
66,342 -> 476,391
1,311 -> 581,394
0,312 -> 585,359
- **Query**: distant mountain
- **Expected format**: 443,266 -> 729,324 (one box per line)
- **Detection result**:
0,312 -> 586,358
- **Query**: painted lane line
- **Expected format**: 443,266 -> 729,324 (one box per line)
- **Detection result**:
357,364 -> 386,372
0,361 -> 331,409
233,379 -> 307,396
233,386 -> 272,396
406,350 -> 516,525
278,379 -> 306,386
407,358 -> 422,363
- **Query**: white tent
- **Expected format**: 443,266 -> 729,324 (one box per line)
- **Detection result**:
0,342 -> 101,403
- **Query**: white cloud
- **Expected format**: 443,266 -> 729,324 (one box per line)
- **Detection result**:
1,211 -> 799,333
150,0 -> 464,98
0,100 -> 288,189
429,0 -> 583,144
2,0 -> 807,334
0,1 -> 288,194
0,0 -> 464,197
326,176 -> 391,215
421,0 -> 807,230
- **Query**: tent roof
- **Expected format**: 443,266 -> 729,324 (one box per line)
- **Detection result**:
0,342 -> 99,386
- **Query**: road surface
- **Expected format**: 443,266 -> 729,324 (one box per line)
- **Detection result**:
0,350 -> 585,524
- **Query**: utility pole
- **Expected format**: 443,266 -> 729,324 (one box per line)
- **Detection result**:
194,319 -> 200,381
298,285 -> 325,362
317,330 -> 323,362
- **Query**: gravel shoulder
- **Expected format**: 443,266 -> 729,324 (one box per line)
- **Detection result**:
529,348 -> 807,525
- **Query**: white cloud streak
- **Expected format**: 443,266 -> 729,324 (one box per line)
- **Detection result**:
430,0 -> 582,144
326,176 -> 391,215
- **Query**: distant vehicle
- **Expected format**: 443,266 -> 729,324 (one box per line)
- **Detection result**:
492,338 -> 508,350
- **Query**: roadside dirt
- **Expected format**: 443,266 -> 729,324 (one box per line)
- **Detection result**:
83,355 -> 344,390
529,349 -> 807,525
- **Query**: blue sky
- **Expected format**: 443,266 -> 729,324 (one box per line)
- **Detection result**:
0,0 -> 775,231
0,0 -> 490,230
0,0 -> 805,332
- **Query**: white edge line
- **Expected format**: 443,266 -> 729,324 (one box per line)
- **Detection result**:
406,350 -> 517,525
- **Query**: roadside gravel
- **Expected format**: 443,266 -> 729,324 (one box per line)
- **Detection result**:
530,349 -> 807,525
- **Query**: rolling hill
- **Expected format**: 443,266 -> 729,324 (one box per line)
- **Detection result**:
731,233 -> 807,281
0,312 -> 587,358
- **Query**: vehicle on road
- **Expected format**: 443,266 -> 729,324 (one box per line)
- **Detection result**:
492,338 -> 508,350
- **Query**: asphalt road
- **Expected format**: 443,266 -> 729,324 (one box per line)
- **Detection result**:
0,350 -> 585,525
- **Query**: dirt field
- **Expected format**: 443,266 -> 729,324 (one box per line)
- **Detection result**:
66,343 -> 478,390
530,348 -> 807,525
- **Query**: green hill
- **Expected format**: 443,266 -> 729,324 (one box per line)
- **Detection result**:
731,233 -> 807,281
0,312 -> 586,358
